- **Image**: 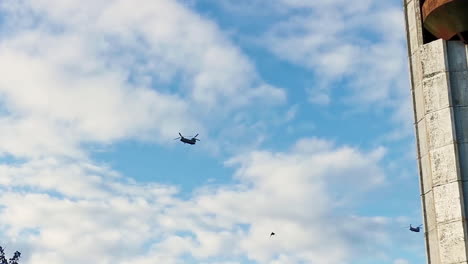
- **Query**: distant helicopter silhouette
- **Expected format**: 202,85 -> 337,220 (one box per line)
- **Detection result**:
270,232 -> 275,237
405,224 -> 423,232
174,133 -> 200,145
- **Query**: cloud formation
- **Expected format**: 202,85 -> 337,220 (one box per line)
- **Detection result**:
262,0 -> 408,107
0,1 -> 419,263
1,138 -> 394,264
202,0 -> 413,140
0,0 -> 287,158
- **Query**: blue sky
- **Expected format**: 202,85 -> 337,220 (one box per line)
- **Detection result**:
0,0 -> 425,263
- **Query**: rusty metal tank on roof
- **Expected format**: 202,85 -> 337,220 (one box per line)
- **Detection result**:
422,0 -> 468,42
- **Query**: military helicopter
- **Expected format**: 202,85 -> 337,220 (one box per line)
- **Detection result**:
405,224 -> 423,232
174,133 -> 200,145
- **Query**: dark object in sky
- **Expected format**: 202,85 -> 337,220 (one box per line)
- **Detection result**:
0,246 -> 21,264
422,0 -> 468,43
407,224 -> 423,232
174,133 -> 200,145
270,232 -> 275,237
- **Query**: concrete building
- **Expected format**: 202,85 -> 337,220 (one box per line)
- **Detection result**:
404,0 -> 468,263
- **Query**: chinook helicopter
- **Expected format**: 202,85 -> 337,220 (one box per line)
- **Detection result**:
405,224 -> 423,233
174,133 -> 200,145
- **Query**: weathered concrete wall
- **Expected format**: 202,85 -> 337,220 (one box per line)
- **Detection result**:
405,0 -> 468,263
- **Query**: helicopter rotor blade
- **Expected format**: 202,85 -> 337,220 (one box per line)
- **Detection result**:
194,134 -> 199,138
174,137 -> 181,140
179,133 -> 183,137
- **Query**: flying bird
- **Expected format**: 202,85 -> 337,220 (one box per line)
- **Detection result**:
270,232 -> 275,237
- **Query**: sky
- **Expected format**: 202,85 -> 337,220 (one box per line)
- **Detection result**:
0,0 -> 425,263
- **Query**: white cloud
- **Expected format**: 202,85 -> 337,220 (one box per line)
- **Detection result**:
263,2 -> 408,105
0,0 -> 287,158
0,1 -> 418,264
394,259 -> 410,264
308,90 -> 331,105
255,0 -> 413,141
194,0 -> 413,141
0,138 -> 397,264
6,0 -> 285,109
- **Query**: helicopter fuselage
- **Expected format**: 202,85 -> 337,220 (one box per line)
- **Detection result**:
180,137 -> 197,145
